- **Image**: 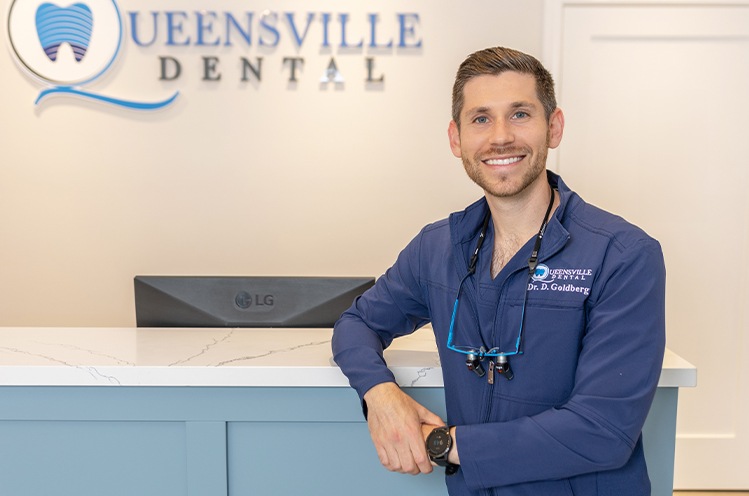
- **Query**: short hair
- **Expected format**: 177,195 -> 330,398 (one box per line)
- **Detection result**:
451,47 -> 557,127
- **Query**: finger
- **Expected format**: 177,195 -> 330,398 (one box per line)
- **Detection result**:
374,433 -> 409,473
374,443 -> 390,469
393,446 -> 420,475
410,440 -> 433,474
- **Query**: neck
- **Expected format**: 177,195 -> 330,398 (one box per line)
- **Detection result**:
485,175 -> 557,240
486,174 -> 558,279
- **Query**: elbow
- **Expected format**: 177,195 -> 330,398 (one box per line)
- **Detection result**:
605,440 -> 637,471
584,434 -> 639,472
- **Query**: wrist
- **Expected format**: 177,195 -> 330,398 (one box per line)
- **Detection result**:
363,381 -> 398,402
425,425 -> 459,475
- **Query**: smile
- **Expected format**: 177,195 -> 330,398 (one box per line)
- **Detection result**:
484,156 -> 523,166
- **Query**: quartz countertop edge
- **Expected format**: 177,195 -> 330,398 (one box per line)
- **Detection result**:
0,327 -> 695,388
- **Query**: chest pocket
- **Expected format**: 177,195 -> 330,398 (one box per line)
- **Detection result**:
491,300 -> 585,415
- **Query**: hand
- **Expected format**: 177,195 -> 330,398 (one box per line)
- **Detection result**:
363,382 -> 445,475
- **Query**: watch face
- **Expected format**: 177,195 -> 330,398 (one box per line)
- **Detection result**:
426,428 -> 451,457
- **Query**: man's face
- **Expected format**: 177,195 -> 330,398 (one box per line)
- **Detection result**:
448,72 -> 563,199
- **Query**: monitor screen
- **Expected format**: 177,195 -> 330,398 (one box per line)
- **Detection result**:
134,276 -> 375,328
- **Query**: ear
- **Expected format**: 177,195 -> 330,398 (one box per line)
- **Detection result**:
447,120 -> 462,158
548,108 -> 564,149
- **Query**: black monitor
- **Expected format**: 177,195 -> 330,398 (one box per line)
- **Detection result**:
134,276 -> 375,328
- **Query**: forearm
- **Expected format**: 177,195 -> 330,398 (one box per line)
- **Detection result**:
456,400 -> 649,488
332,313 -> 397,400
332,236 -> 430,400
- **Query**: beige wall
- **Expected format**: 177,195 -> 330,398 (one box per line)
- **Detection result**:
0,0 -> 544,326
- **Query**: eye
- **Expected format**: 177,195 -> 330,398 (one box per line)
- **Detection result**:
512,111 -> 529,119
473,115 -> 489,124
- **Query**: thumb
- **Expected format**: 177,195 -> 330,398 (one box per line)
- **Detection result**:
417,405 -> 444,426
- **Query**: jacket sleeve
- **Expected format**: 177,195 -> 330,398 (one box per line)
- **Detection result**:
332,229 -> 431,402
458,237 -> 666,490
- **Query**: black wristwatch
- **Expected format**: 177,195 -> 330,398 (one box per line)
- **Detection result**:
426,426 -> 459,475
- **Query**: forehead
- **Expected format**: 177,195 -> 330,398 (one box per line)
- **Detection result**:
461,72 -> 540,114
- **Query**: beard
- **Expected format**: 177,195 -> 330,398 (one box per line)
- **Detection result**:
462,133 -> 550,199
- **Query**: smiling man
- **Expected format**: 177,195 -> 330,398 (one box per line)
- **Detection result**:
332,47 -> 666,496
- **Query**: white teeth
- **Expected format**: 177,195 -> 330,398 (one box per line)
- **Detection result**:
486,156 -> 523,166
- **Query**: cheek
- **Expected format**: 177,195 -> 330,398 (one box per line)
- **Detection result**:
458,135 -> 486,158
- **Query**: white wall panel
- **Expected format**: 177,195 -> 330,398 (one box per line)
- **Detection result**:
545,0 -> 749,488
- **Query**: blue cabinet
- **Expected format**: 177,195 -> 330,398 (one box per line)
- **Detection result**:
0,385 -> 681,496
0,387 -> 448,496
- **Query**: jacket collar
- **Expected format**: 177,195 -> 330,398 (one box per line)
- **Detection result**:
448,171 -> 573,272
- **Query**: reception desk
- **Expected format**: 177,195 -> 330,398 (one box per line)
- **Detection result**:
0,327 -> 696,496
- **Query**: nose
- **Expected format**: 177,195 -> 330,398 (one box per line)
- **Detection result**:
490,120 -> 515,147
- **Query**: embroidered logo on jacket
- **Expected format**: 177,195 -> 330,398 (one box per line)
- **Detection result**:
530,264 -> 592,296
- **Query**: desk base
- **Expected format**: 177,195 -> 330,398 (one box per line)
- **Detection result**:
0,386 -> 676,495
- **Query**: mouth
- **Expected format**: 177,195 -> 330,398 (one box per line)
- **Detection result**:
484,156 -> 524,166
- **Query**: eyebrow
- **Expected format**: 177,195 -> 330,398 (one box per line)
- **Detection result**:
510,101 -> 538,109
465,101 -> 539,116
466,106 -> 492,116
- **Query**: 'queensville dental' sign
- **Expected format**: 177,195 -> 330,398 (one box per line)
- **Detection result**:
6,0 -> 422,111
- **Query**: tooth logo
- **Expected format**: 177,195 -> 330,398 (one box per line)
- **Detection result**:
35,3 -> 93,62
8,0 -> 119,85
7,0 -> 178,110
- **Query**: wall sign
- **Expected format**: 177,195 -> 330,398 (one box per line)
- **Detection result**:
6,0 -> 423,111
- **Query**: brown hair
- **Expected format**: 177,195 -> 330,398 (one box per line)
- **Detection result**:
451,47 -> 557,128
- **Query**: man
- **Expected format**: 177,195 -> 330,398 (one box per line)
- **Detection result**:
332,46 -> 665,495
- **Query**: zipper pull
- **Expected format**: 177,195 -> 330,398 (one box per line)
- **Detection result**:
487,359 -> 495,385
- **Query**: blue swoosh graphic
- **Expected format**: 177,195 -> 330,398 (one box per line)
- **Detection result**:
35,86 -> 180,110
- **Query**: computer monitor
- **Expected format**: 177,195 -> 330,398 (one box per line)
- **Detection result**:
134,276 -> 375,328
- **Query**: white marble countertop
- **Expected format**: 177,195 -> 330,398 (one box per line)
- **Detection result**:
0,327 -> 696,388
